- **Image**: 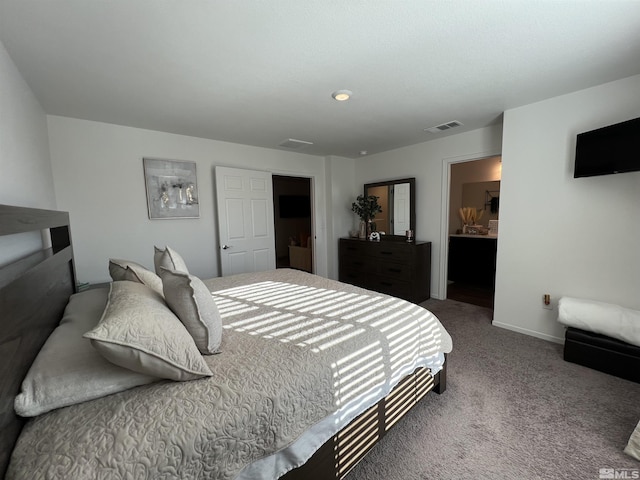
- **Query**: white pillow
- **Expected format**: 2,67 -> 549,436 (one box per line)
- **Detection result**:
160,268 -> 223,355
84,281 -> 212,381
14,287 -> 158,417
108,258 -> 163,296
154,246 -> 189,274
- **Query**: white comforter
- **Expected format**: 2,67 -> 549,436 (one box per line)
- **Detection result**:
8,269 -> 452,480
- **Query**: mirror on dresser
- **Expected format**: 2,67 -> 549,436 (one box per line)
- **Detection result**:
364,177 -> 415,239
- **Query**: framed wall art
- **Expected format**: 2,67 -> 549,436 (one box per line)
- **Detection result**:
143,158 -> 199,219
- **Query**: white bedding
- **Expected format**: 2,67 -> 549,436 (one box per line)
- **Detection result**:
8,269 -> 452,480
558,296 -> 640,347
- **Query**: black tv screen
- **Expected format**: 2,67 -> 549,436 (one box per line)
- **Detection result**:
574,116 -> 640,178
279,195 -> 311,218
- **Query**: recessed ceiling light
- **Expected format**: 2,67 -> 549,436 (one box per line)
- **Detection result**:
359,150 -> 368,155
332,90 -> 352,101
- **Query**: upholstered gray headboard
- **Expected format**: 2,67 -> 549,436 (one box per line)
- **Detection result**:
0,204 -> 76,478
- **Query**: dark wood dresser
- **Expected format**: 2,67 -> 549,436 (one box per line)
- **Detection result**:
339,237 -> 431,303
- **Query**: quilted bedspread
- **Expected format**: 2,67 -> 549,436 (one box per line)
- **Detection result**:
8,269 -> 452,480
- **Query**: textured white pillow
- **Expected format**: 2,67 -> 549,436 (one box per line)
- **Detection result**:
154,246 -> 189,274
15,288 -> 158,417
108,258 -> 164,296
84,281 -> 212,381
161,268 -> 222,355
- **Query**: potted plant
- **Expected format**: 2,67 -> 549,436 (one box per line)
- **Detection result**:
352,194 -> 382,239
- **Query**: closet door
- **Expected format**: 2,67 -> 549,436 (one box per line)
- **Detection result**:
215,166 -> 276,276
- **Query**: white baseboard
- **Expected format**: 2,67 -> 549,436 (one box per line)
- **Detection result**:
492,321 -> 564,345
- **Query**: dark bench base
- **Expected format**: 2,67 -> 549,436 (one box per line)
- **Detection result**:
564,327 -> 640,383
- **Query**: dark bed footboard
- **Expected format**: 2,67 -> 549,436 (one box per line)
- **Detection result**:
281,363 -> 445,480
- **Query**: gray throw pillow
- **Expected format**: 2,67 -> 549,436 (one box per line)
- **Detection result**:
160,268 -> 222,355
108,258 -> 163,296
154,246 -> 189,274
84,281 -> 212,381
15,288 -> 158,417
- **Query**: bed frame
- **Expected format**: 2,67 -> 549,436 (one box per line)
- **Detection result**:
0,203 -> 445,480
0,204 -> 76,478
282,365 -> 445,479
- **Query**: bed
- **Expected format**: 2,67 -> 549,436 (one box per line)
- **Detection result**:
0,204 -> 452,480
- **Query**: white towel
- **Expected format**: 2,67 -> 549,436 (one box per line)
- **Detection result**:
558,297 -> 640,348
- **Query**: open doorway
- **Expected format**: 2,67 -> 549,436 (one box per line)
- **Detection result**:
445,156 -> 501,309
272,175 -> 313,273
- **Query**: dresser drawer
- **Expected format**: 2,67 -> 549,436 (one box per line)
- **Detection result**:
367,242 -> 412,263
340,240 -> 370,257
374,260 -> 413,280
339,268 -> 369,287
340,255 -> 373,273
367,275 -> 412,300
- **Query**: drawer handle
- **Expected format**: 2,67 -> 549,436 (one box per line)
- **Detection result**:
353,261 -> 364,266
381,251 -> 393,255
388,268 -> 402,273
380,281 -> 393,286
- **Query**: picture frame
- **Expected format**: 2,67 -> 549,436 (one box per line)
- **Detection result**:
143,158 -> 199,219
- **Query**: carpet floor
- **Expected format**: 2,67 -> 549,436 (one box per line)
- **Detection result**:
347,299 -> 640,480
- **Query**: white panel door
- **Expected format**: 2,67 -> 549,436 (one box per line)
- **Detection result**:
215,166 -> 276,276
393,182 -> 411,234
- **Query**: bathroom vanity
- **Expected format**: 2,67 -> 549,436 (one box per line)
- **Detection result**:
447,234 -> 497,289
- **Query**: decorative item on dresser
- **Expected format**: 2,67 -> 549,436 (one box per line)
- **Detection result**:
339,237 -> 431,303
351,194 -> 382,239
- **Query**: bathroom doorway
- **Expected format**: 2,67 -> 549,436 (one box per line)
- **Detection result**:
444,155 -> 501,309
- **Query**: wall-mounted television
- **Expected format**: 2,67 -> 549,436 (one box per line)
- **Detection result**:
574,116 -> 640,178
278,195 -> 311,218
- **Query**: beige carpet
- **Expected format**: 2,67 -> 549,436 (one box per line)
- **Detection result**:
347,299 -> 640,480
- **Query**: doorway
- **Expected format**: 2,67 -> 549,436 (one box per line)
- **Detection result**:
443,156 -> 501,309
272,175 -> 313,273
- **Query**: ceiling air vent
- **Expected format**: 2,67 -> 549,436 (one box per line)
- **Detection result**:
278,138 -> 313,149
424,120 -> 463,134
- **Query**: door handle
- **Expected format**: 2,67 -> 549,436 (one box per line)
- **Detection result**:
222,245 -> 232,250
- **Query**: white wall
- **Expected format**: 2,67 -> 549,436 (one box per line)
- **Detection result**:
494,74 -> 640,343
354,125 -> 503,299
0,39 -> 55,266
0,40 -> 55,208
325,156 -> 357,279
47,116 -> 331,284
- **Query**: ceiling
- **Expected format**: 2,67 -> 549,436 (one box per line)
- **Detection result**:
2,1 -> 640,159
